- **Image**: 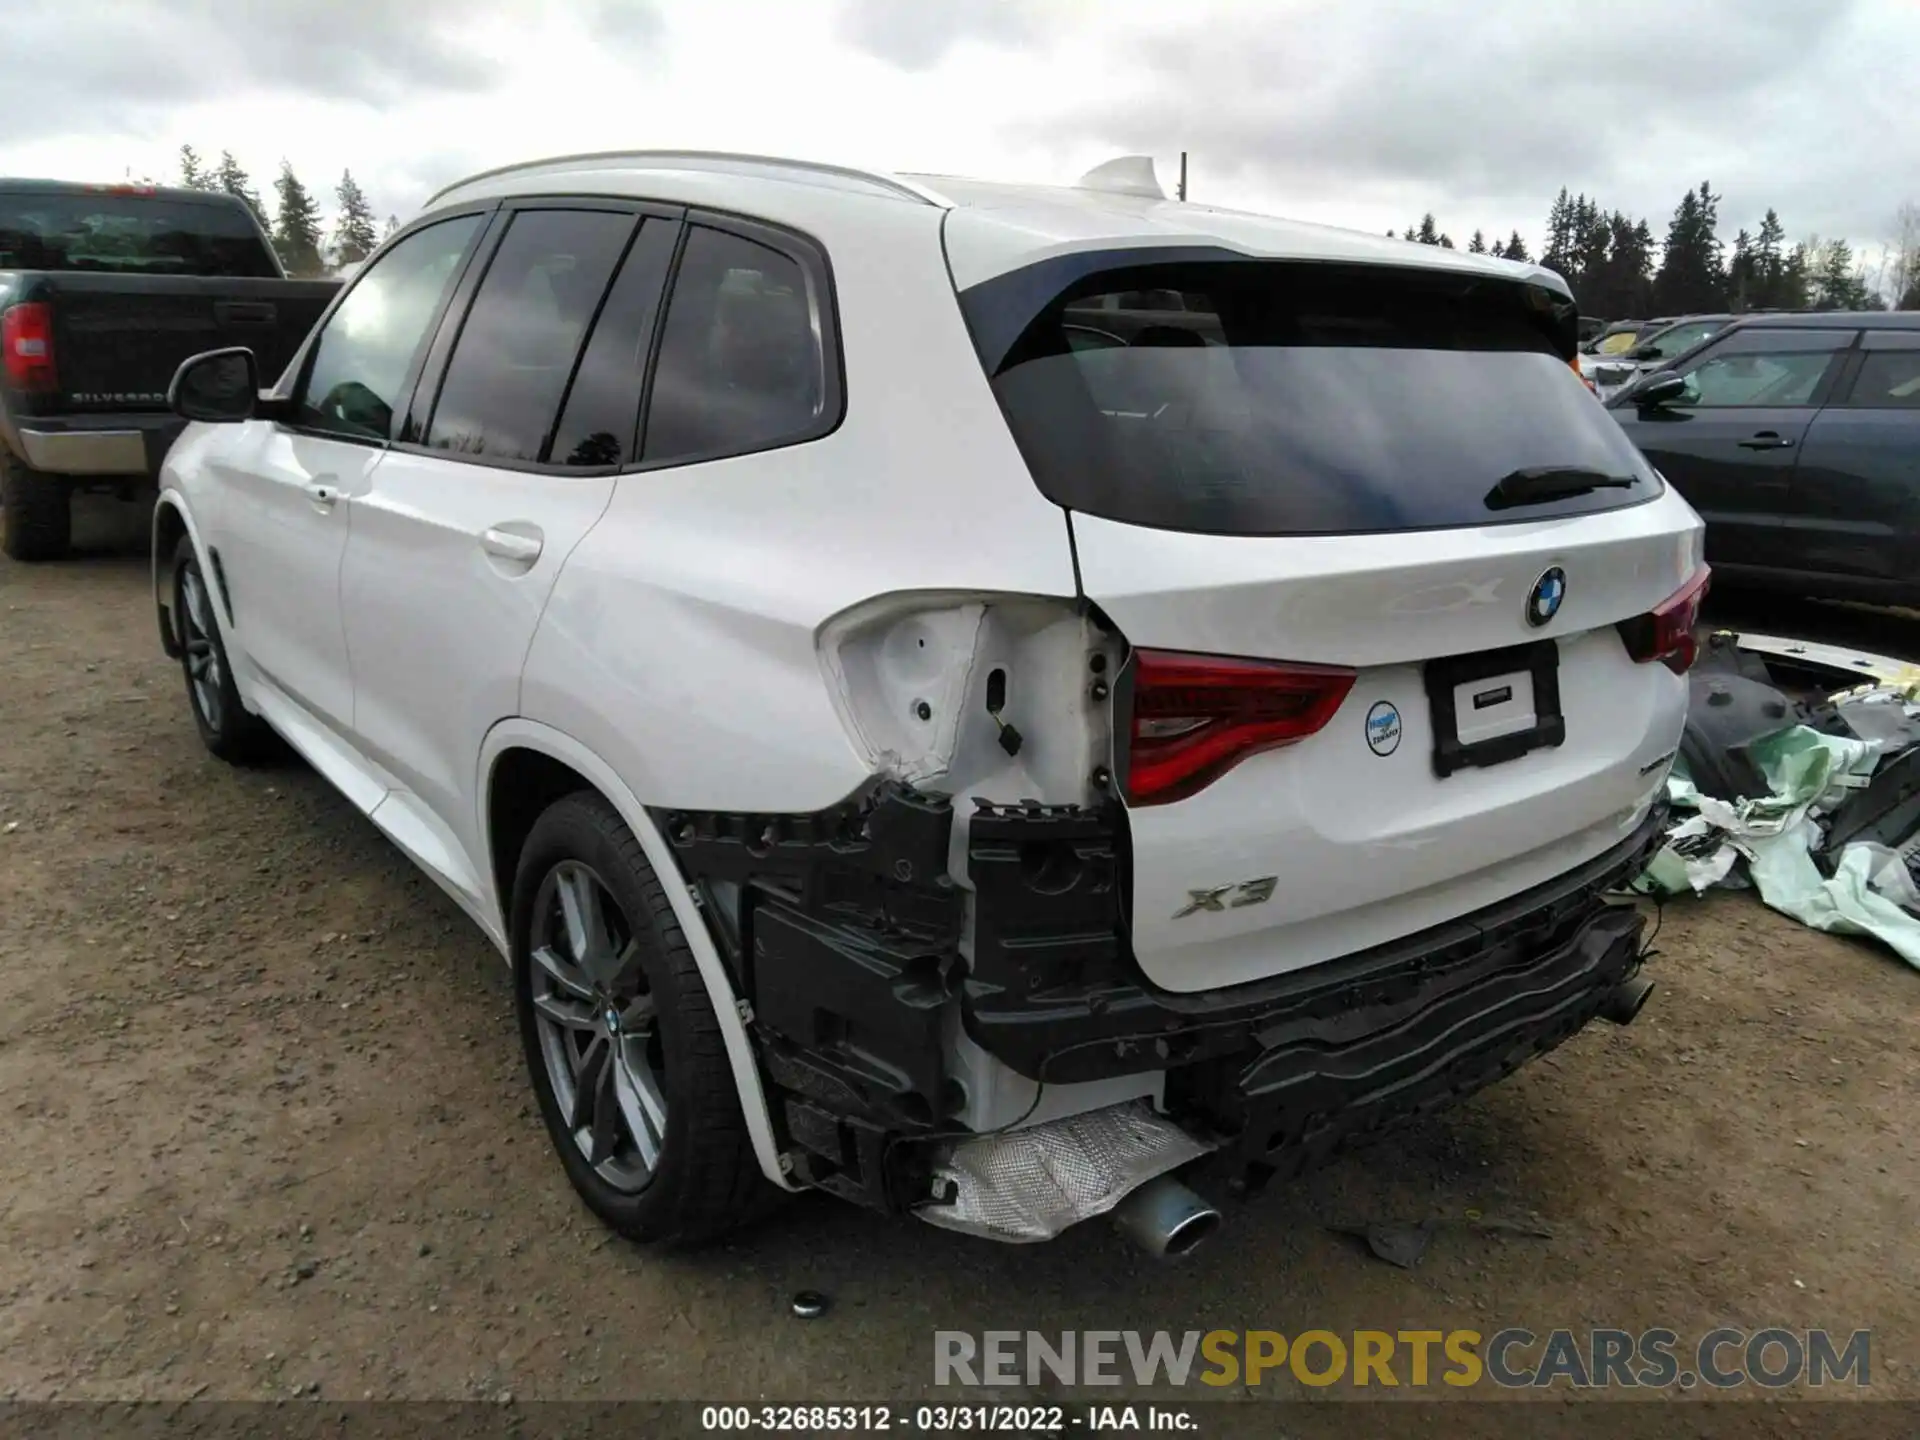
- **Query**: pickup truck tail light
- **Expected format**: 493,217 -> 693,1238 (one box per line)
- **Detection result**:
1616,565 -> 1711,674
1127,649 -> 1356,807
2,302 -> 57,393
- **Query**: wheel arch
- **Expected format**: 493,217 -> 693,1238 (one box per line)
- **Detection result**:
477,718 -> 798,1192
151,491 -> 194,660
151,487 -> 236,664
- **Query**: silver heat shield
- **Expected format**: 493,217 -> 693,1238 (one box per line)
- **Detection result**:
914,1099 -> 1215,1244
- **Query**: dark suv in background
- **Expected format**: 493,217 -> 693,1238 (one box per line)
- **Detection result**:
1607,312 -> 1920,605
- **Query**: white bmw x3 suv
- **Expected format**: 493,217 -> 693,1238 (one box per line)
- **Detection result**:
154,151 -> 1704,1255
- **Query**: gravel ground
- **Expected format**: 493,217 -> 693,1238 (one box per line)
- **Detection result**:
1,510 -> 1916,1430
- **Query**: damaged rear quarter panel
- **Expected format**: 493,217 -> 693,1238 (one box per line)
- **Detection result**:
517,194 -> 1077,817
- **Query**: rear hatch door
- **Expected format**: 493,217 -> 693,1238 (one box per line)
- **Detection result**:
975,255 -> 1704,992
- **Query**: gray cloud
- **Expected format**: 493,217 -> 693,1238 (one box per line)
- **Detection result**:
1,0 -> 660,143
586,0 -> 667,48
1009,0 -> 1918,249
835,0 -> 1033,70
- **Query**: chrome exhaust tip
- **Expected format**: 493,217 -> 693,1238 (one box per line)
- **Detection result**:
1111,1174 -> 1222,1259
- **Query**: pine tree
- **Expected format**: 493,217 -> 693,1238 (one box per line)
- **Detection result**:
1467,230 -> 1487,254
1653,181 -> 1726,314
1604,213 -> 1656,318
1501,231 -> 1531,263
1573,198 -> 1609,297
214,152 -> 269,231
1752,209 -> 1788,308
272,161 -> 325,276
1808,238 -> 1874,311
332,170 -> 379,267
1780,242 -> 1813,311
1416,213 -> 1440,245
1541,188 -> 1574,277
1726,229 -> 1757,311
384,214 -> 400,239
178,144 -> 214,191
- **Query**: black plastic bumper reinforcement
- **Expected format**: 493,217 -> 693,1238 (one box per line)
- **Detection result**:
656,784 -> 1667,1213
1181,900 -> 1646,1187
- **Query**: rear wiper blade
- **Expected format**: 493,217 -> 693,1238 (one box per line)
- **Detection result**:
1485,467 -> 1637,511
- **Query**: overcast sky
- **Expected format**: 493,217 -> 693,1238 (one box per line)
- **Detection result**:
3,0 -> 1914,260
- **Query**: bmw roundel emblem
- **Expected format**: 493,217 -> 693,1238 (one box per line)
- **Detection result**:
1526,567 -> 1567,628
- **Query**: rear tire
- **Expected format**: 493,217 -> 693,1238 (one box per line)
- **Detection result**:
172,536 -> 272,762
512,791 -> 774,1246
0,450 -> 71,562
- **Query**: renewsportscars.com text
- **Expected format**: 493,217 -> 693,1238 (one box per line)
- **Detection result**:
934,1327 -> 1871,1390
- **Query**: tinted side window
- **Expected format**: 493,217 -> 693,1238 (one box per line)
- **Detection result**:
1674,330 -> 1853,409
643,225 -> 829,465
1641,319 -> 1722,360
425,209 -> 636,462
1840,346 -> 1920,410
0,192 -> 279,277
547,218 -> 678,467
298,215 -> 481,441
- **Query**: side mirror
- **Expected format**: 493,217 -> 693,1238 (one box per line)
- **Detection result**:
170,347 -> 260,423
1630,371 -> 1688,407
1627,342 -> 1660,361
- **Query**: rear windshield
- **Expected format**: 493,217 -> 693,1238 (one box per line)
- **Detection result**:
0,191 -> 278,277
972,260 -> 1661,536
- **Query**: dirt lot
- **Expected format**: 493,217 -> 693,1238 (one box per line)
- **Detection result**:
1,512 -> 1917,1426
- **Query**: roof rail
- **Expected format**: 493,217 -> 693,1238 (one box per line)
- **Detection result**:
423,150 -> 950,210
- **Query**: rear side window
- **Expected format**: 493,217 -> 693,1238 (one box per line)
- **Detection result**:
970,260 -> 1658,536
298,215 -> 481,442
426,209 -> 637,463
0,190 -> 278,277
1840,341 -> 1920,410
547,218 -> 678,467
642,224 -> 832,465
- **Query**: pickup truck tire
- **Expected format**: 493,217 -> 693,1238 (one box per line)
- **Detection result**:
512,791 -> 775,1247
171,536 -> 274,762
0,451 -> 71,562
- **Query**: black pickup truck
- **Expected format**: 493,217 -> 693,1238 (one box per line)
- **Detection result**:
0,179 -> 340,560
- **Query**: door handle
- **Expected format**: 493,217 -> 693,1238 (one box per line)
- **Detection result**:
1738,432 -> 1794,450
303,482 -> 342,510
480,527 -> 543,564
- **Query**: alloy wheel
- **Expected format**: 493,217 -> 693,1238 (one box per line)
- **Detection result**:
179,566 -> 224,732
528,860 -> 669,1193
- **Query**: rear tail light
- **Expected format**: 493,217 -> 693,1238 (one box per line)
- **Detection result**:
1617,565 -> 1711,674
1126,649 -> 1356,807
2,302 -> 56,393
1569,356 -> 1597,393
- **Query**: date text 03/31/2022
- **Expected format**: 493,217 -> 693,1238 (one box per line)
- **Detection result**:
701,1405 -> 1195,1432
